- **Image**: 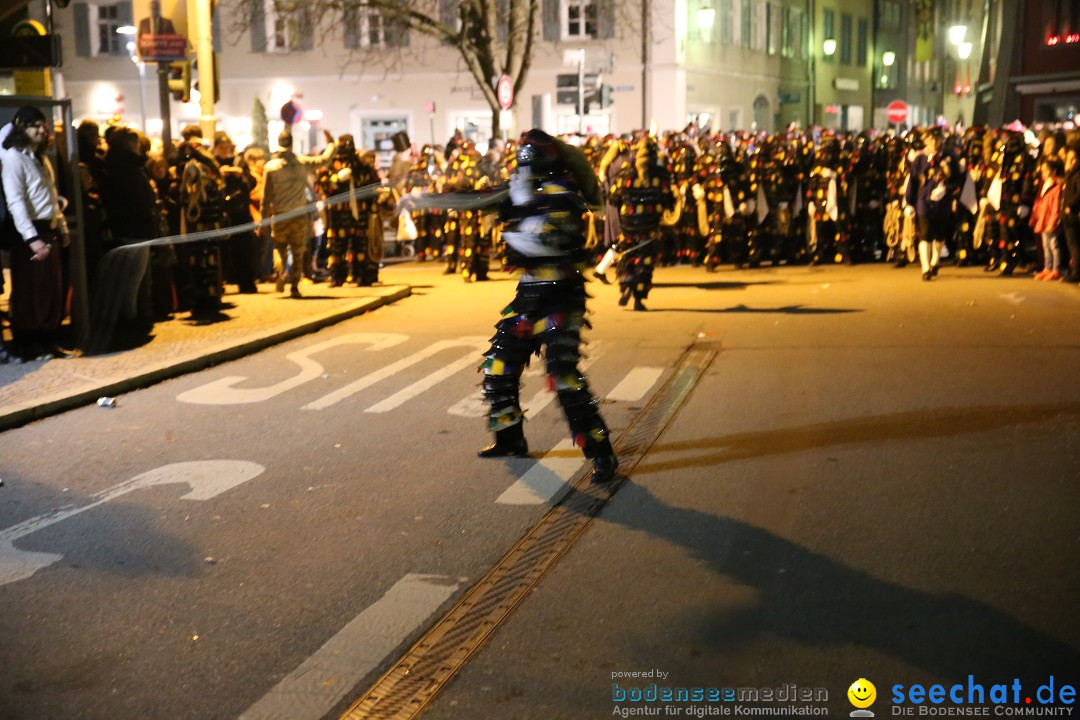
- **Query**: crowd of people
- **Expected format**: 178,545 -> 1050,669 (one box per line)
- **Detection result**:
2,108 -> 1079,362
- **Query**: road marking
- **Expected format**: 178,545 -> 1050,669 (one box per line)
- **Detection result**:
446,363 -> 544,419
496,439 -> 584,506
999,292 -> 1026,306
365,341 -> 491,413
238,573 -> 461,720
177,334 -> 409,405
0,461 -> 264,587
304,337 -> 489,411
606,367 -> 665,402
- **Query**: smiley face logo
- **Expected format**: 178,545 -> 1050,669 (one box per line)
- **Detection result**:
848,678 -> 877,710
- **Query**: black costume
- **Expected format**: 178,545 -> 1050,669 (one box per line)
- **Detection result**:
315,135 -> 382,286
609,136 -> 676,310
477,129 -> 617,484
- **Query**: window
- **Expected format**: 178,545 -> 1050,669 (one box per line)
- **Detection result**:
96,3 -> 127,56
267,0 -> 301,51
856,17 -> 868,66
350,2 -> 386,47
839,12 -> 852,64
876,0 -> 901,30
749,0 -> 765,50
741,0 -> 751,47
782,6 -> 803,59
720,0 -> 734,44
564,0 -> 597,39
822,7 -> 835,62
767,2 -> 781,55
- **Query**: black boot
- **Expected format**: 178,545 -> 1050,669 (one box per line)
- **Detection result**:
633,297 -> 647,311
478,424 -> 529,458
618,286 -> 632,307
591,452 -> 619,484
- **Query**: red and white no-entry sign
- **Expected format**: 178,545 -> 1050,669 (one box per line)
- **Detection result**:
496,75 -> 514,110
886,100 -> 908,125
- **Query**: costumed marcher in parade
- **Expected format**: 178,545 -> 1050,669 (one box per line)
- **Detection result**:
806,136 -> 841,265
846,132 -> 886,263
403,145 -> 445,262
315,134 -> 382,286
477,128 -> 619,484
983,127 -> 1035,275
441,140 -> 488,280
0,106 -> 70,361
609,134 -> 676,310
953,128 -> 986,267
592,135 -> 632,283
754,136 -> 800,265
905,129 -> 955,280
261,129 -> 336,297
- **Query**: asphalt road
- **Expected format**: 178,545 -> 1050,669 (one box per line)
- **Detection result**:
1,262 -> 1077,720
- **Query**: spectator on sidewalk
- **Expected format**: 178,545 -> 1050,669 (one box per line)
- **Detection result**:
260,129 -> 335,298
0,106 -> 71,361
1031,156 -> 1065,281
86,126 -> 158,354
242,145 -> 271,281
214,131 -> 259,293
1063,146 -> 1080,283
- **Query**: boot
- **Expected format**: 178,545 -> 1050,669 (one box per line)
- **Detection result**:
618,286 -> 632,307
591,452 -> 619,484
477,423 -> 529,458
633,298 -> 647,311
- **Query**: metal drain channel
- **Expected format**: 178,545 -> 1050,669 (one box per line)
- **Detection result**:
339,344 -> 718,720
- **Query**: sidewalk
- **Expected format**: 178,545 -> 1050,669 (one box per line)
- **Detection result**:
0,278 -> 410,432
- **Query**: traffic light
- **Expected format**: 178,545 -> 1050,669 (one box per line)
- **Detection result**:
192,54 -> 220,104
167,60 -> 191,102
583,84 -> 614,113
598,84 -> 614,108
556,72 -> 599,106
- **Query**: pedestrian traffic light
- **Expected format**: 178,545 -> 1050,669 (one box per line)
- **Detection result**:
167,60 -> 191,102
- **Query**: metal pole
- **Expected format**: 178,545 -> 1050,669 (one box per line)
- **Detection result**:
642,0 -> 649,128
137,60 -> 148,131
157,64 -> 173,151
577,48 -> 585,135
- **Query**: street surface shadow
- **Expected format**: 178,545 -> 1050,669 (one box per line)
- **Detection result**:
604,481 -> 1079,685
652,281 -> 780,290
648,304 -> 861,314
634,402 -> 1080,473
0,486 -> 205,582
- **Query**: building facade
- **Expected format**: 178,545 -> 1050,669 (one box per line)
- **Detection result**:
2,0 -> 821,152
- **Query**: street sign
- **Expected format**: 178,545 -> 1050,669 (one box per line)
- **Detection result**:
496,74 -> 514,110
281,100 -> 302,124
887,100 -> 908,125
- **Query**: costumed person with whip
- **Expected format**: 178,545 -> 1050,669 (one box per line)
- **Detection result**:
475,129 -> 619,484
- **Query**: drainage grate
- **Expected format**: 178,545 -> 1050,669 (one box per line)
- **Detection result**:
339,344 -> 718,720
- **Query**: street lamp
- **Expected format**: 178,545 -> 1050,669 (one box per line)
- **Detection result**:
948,25 -> 967,47
882,51 -> 895,67
823,38 -> 837,56
957,42 -> 972,60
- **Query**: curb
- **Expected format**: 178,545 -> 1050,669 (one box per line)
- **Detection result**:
0,285 -> 412,433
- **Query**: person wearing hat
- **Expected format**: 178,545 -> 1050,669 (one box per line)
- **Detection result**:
477,128 -> 619,484
260,129 -> 336,297
0,106 -> 71,360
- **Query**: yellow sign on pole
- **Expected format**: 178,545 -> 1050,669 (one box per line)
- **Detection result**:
13,70 -> 52,97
